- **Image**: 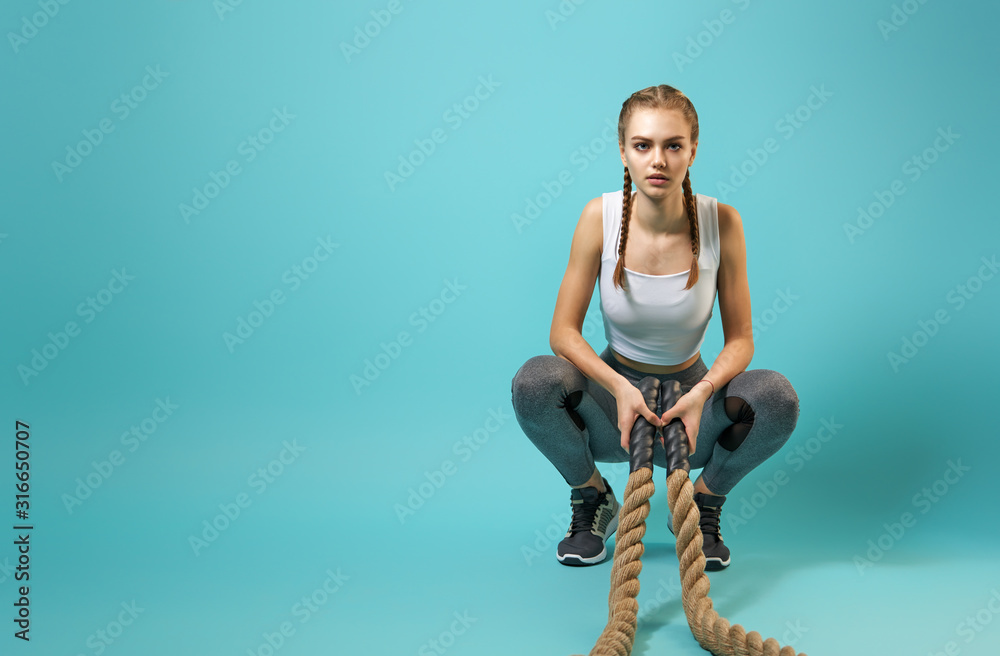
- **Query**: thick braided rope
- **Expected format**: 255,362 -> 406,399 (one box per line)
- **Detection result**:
570,376 -> 810,656
666,469 -> 808,656
570,467 -> 654,656
572,471 -> 809,656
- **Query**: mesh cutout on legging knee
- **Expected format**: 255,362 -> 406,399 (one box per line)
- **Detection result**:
561,389 -> 586,431
717,396 -> 755,451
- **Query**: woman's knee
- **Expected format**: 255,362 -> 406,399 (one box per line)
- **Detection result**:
726,369 -> 800,434
511,355 -> 585,409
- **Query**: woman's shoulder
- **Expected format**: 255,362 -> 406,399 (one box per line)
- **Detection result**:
713,201 -> 746,263
714,201 -> 742,232
693,193 -> 737,226
583,190 -> 608,227
575,196 -> 605,258
581,195 -> 604,227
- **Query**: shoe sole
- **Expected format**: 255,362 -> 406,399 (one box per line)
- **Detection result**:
705,556 -> 730,571
556,507 -> 620,566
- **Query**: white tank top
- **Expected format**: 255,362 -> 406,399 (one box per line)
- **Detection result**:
598,189 -> 720,366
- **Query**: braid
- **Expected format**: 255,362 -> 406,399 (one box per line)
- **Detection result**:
614,83 -> 702,292
681,169 -> 700,290
612,166 -> 633,292
613,167 -> 700,292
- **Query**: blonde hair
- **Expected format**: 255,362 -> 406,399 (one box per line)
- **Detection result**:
614,84 -> 700,292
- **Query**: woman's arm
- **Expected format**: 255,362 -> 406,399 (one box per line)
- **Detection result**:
688,202 -> 754,404
551,197 -> 666,449
549,197 -> 630,396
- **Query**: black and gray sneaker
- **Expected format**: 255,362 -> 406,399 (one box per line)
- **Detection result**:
556,477 -> 621,566
667,492 -> 731,571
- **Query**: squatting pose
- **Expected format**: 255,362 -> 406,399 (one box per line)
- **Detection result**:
511,85 -> 800,570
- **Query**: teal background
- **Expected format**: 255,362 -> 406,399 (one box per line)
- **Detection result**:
3,1 -> 999,655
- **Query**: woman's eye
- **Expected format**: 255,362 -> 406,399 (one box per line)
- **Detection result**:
634,143 -> 681,151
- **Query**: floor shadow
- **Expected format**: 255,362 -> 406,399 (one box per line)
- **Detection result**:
605,533 -> 830,655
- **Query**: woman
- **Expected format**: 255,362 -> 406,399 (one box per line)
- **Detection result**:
510,85 -> 800,569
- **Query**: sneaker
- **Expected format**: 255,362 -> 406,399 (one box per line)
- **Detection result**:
667,492 -> 731,571
556,477 -> 621,566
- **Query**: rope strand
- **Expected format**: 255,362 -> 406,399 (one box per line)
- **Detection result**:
571,84 -> 802,655
585,467 -> 654,655
571,387 -> 808,656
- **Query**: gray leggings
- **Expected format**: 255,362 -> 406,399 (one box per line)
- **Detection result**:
510,346 -> 800,496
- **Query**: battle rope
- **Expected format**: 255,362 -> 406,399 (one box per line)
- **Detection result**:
572,377 -> 808,656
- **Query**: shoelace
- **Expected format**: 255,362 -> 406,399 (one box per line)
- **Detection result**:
569,491 -> 606,534
698,504 -> 722,539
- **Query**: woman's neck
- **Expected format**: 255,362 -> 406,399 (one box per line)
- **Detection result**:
631,188 -> 688,235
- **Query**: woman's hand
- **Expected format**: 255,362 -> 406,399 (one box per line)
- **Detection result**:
659,387 -> 710,455
613,382 -> 665,452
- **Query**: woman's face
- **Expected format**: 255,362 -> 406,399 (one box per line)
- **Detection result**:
620,108 -> 697,196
